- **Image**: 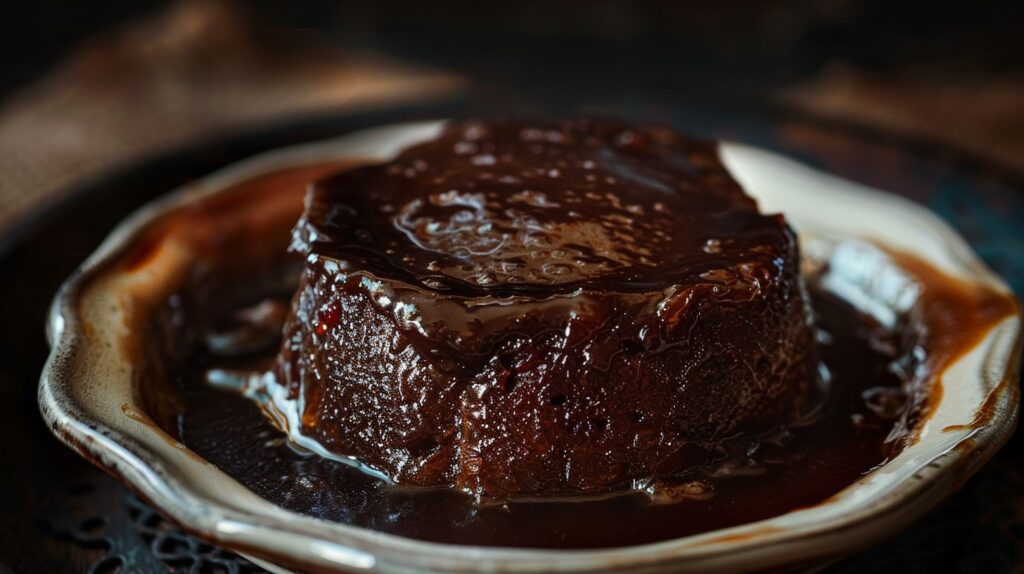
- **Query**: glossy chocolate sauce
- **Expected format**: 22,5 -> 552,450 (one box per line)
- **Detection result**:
124,134 -> 1015,549
272,120 -> 820,499
299,119 -> 787,296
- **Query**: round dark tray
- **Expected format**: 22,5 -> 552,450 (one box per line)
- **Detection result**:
1,104 -> 1021,573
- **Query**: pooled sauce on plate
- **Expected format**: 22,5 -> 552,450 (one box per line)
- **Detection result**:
176,288 -> 899,548
133,158 -> 1015,550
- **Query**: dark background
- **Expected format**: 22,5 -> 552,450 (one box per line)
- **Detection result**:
2,1 -> 1021,108
3,0 -> 1022,182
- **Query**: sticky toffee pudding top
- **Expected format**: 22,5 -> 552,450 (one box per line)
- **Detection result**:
297,119 -> 793,294
262,119 -> 825,500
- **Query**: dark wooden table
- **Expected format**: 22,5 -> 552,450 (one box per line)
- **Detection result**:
0,103 -> 1020,573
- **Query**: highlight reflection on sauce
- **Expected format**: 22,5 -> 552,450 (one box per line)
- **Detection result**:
886,251 -> 1019,435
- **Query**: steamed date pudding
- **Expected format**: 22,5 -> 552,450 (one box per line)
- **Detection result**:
271,119 -> 822,499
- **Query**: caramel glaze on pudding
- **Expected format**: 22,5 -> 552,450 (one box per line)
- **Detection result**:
269,119 -> 823,500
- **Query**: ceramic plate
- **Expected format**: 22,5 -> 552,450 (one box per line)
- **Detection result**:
39,121 -> 1021,573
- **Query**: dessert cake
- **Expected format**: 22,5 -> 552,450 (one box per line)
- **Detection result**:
273,119 -> 821,499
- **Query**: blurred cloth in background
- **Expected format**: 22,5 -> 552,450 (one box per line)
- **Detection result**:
0,0 -> 1020,231
0,0 -> 461,232
781,63 -> 1024,175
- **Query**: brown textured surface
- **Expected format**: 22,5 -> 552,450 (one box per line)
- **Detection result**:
778,63 -> 1024,178
276,119 -> 820,498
